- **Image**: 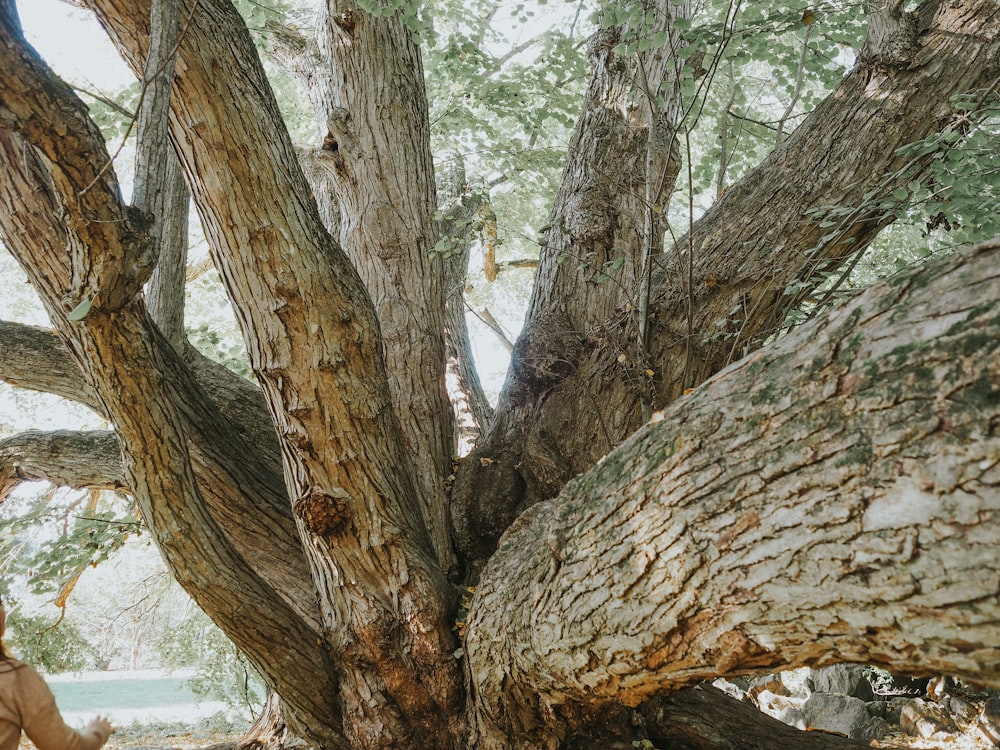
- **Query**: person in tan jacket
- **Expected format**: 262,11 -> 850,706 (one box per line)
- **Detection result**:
0,596 -> 115,750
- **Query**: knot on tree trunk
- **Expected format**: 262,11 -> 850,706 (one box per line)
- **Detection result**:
294,488 -> 352,537
860,1 -> 919,68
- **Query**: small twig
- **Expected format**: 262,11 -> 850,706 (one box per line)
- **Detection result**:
73,86 -> 135,119
776,22 -> 813,145
466,304 -> 515,352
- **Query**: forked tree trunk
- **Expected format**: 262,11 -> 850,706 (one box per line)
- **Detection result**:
1,0 -> 998,749
451,0 -> 1000,569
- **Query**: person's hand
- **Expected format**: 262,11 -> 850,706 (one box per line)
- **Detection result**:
85,716 -> 116,746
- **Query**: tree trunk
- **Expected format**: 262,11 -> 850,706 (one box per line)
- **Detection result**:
269,2 -> 456,570
452,0 -> 1000,569
467,241 -> 1000,748
2,1 -> 999,749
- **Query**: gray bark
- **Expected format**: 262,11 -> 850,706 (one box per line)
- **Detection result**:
467,241 -> 1000,748
0,430 -> 124,499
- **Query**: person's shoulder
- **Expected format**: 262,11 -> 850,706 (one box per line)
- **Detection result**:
0,658 -> 29,673
0,659 -> 43,683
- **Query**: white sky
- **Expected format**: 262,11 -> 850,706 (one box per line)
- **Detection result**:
17,0 -> 133,90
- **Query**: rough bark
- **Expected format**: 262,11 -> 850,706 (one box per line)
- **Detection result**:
269,5 -> 456,570
0,321 -> 101,411
451,10 -> 684,567
3,1 -> 999,749
0,11 -> 343,744
60,0 -> 464,746
0,430 -> 124,499
144,155 -> 189,349
452,0 -> 1000,568
133,0 -> 190,351
466,241 -> 1000,748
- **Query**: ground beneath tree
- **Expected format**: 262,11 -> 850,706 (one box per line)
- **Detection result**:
105,728 -> 240,750
875,729 -> 994,749
88,719 -> 1000,750
18,722 -> 241,750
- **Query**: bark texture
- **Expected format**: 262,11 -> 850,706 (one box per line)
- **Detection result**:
0,430 -> 124,499
451,12 -> 684,566
467,242 -> 1000,748
0,10 -> 342,744
452,0 -> 1000,568
270,3 -> 455,570
29,0 -> 463,745
1,1 -> 998,749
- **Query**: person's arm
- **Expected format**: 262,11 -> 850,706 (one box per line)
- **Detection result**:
15,666 -> 115,750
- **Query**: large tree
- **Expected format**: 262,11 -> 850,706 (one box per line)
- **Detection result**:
1,0 -> 998,748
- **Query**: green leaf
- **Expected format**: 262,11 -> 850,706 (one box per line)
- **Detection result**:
67,297 -> 93,321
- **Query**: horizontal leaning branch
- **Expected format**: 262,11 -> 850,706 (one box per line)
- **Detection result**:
467,241 -> 1000,749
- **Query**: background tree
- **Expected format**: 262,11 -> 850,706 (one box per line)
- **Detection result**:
0,0 -> 998,749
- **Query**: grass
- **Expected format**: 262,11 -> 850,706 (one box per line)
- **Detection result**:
108,713 -> 249,747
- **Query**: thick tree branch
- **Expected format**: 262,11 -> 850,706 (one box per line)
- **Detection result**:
0,320 -> 101,411
641,685 -> 871,750
278,2 -> 458,571
0,318 -> 283,474
82,1 -> 464,744
450,13 -> 684,567
467,242 -> 1000,748
0,2 -> 152,313
0,124 -> 345,747
453,0 -> 1000,568
131,0 -> 177,271
0,9 -> 346,741
144,157 -> 188,349
133,0 -> 190,350
0,429 -> 124,501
